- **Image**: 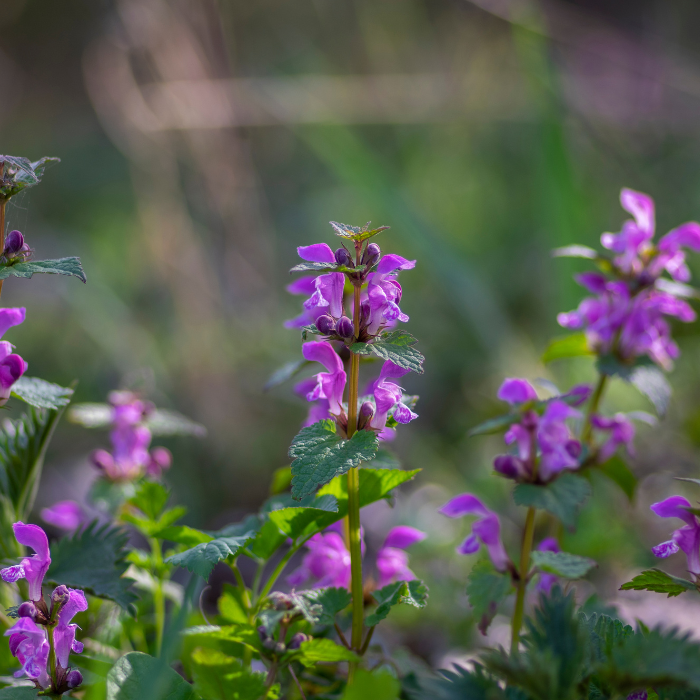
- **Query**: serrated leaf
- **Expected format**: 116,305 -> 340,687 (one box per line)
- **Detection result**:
421,664 -> 508,700
351,330 -> 424,374
290,261 -> 338,272
552,244 -> 598,259
0,688 -> 42,699
5,604 -> 19,619
0,257 -> 86,283
579,611 -> 634,664
469,413 -> 518,437
465,560 -> 514,634
289,420 -> 379,500
531,550 -> 597,579
365,448 -> 401,470
47,521 -> 137,613
247,518 -> 287,560
191,647 -> 267,700
153,525 -> 212,548
128,481 -> 170,521
330,221 -> 390,242
300,587 -> 352,626
513,473 -> 591,530
182,624 -> 261,653
0,155 -> 59,200
166,531 -> 257,579
10,376 -> 73,410
301,324 -> 322,341
542,333 -> 593,364
264,359 -> 312,391
297,638 -> 359,667
599,455 -> 637,501
218,583 -> 249,624
318,467 -> 420,510
342,669 -> 400,700
620,568 -> 696,598
267,494 -> 339,540
365,579 -> 428,627
106,651 -> 198,700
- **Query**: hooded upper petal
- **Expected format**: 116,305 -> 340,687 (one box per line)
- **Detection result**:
382,526 -> 427,550
439,493 -> 491,519
650,496 -> 697,527
302,341 -> 343,375
497,378 -> 537,404
620,188 -> 655,238
297,243 -> 335,263
0,308 -> 25,340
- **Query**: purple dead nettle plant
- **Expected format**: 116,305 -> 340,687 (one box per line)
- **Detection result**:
1,524 -> 86,694
439,188 -> 700,653
285,222 -> 425,660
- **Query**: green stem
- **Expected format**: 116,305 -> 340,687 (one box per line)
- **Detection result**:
511,506 -> 536,654
258,540 -> 306,603
580,373 -> 608,445
0,200 -> 6,299
231,563 -> 252,610
47,620 -> 59,693
149,537 -> 165,658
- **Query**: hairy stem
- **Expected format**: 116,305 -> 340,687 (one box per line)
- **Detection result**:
149,537 -> 165,658
0,200 -> 6,298
511,506 -> 536,654
580,372 -> 608,444
347,281 -> 364,655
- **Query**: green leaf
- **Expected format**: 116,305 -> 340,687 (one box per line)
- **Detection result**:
365,579 -> 428,627
297,638 -> 359,667
182,625 -> 261,653
599,455 -> 637,501
269,466 -> 292,494
218,583 -> 249,625
330,220 -> 390,242
620,568 -> 696,598
67,402 -> 112,428
419,665 -> 508,700
542,333 -> 593,364
530,550 -> 597,579
128,481 -> 170,521
351,330 -> 424,374
264,359 -> 312,391
0,155 -> 60,200
0,404 -> 70,523
290,261 -> 338,272
191,647 -> 267,700
468,413 -> 518,437
342,669 -> 400,700
166,531 -> 258,579
513,473 -> 591,530
300,587 -> 352,626
289,420 -> 379,500
365,448 -> 401,470
153,525 -> 212,548
46,521 -> 138,613
106,651 -> 199,700
247,519 -> 286,560
0,688 -> 41,699
465,560 -> 514,634
10,376 -> 73,410
0,257 -> 86,283
301,324 -> 322,341
267,494 -> 339,540
551,244 -> 598,259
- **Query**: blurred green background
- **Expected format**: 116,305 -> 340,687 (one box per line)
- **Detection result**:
3,0 -> 700,667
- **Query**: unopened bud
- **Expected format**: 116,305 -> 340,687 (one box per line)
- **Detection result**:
362,243 -> 380,267
521,410 -> 539,432
274,642 -> 286,654
17,601 -> 37,620
268,591 -> 294,610
288,632 -> 311,650
66,670 -> 83,689
257,625 -> 269,641
358,402 -> 374,429
336,316 -> 353,339
263,637 -> 277,651
4,230 -> 24,256
51,585 -> 70,608
316,314 -> 336,335
334,247 -> 353,267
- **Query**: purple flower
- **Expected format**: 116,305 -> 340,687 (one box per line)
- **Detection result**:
285,273 -> 345,329
439,494 -> 510,572
369,361 -> 418,434
498,378 -> 538,404
376,526 -> 426,588
53,588 -> 87,668
0,522 -> 51,601
651,496 -> 700,579
536,537 -> 560,594
365,255 -> 415,336
590,413 -> 635,462
301,341 -> 347,418
40,501 -> 84,532
4,617 -> 50,687
297,243 -> 336,263
0,307 -> 27,405
287,528 -> 352,589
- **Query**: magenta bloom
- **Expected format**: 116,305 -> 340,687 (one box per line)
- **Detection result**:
285,272 -> 345,329
5,617 -> 50,687
536,537 -> 560,594
0,307 -> 28,405
376,526 -> 426,588
590,413 -> 635,462
301,341 -> 347,418
650,496 -> 700,579
40,501 -> 84,532
0,522 -> 51,601
369,360 -> 418,434
53,588 -> 87,668
365,255 -> 415,336
439,494 -> 510,572
498,378 -> 538,404
287,529 -> 352,589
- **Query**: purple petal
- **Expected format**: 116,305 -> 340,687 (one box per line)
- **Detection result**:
375,255 -> 416,275
286,276 -> 318,295
439,493 -> 490,519
58,588 -> 88,626
0,308 -> 25,340
382,526 -> 427,550
393,402 -> 418,424
297,243 -> 335,263
575,272 -> 608,294
659,222 -> 700,253
302,341 -> 344,374
620,188 -> 655,237
557,311 -> 583,329
457,534 -> 480,555
377,360 -> 411,384
497,378 -> 537,404
0,565 -> 25,583
652,540 -> 680,558
41,501 -> 83,532
650,496 -> 697,527
537,537 -> 560,553
493,454 -> 525,480
53,624 -> 77,668
314,273 -> 345,319
13,523 -> 50,564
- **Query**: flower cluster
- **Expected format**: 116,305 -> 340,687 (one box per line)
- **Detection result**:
558,188 -> 700,369
0,307 -> 28,405
286,227 -> 418,438
0,523 -> 85,694
287,523 -> 425,590
90,391 -> 172,481
650,496 -> 700,581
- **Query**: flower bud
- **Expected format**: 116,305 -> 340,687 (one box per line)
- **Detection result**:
288,632 -> 311,650
336,316 -> 354,339
51,585 -> 70,608
358,401 -> 374,429
268,591 -> 294,610
17,601 -> 37,620
362,243 -> 380,267
494,455 -> 524,480
316,314 -> 336,335
274,642 -> 287,654
257,625 -> 269,641
565,439 -> 582,459
521,410 -> 539,432
263,637 -> 277,651
334,247 -> 353,267
147,447 -> 172,477
4,230 -> 24,256
66,670 -> 83,689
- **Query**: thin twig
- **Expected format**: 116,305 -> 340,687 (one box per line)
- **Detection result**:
289,665 -> 307,700
360,625 -> 375,655
334,622 -> 350,649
